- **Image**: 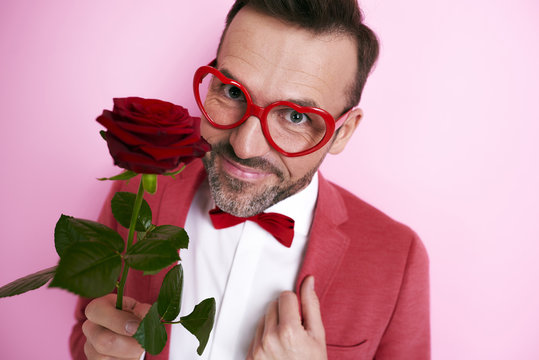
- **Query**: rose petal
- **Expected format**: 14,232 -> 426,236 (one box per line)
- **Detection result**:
113,121 -> 194,135
98,98 -> 210,174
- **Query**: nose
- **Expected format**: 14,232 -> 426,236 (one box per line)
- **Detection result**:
229,116 -> 272,159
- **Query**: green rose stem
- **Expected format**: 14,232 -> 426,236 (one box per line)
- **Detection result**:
116,176 -> 146,310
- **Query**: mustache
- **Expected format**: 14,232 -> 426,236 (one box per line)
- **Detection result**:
211,141 -> 284,179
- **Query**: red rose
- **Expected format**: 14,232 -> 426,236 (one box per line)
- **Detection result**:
97,97 -> 211,174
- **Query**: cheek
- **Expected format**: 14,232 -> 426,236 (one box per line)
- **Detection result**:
201,119 -> 227,144
282,153 -> 323,180
283,140 -> 333,180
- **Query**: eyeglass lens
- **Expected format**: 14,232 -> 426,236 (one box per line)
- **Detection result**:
197,73 -> 328,154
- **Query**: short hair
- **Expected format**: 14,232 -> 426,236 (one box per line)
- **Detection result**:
218,0 -> 380,110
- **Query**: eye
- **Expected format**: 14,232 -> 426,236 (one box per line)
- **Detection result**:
286,110 -> 310,124
223,84 -> 244,101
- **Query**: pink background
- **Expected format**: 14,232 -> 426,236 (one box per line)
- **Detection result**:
1,0 -> 538,359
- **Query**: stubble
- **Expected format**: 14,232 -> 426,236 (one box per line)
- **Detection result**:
202,142 -> 318,217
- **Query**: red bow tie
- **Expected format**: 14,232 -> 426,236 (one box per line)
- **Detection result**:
209,207 -> 295,248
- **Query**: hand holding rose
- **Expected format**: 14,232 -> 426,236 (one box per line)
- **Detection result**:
247,276 -> 328,360
82,294 -> 151,360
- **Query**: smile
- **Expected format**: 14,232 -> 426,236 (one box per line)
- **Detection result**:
220,155 -> 272,181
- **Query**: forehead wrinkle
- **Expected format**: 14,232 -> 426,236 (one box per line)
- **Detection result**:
278,66 -> 328,105
284,80 -> 324,107
229,40 -> 269,65
255,69 -> 324,107
218,53 -> 258,80
226,30 -> 325,80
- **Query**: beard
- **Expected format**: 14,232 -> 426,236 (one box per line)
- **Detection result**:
202,141 -> 319,217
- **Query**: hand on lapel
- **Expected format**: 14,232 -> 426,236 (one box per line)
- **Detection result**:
247,276 -> 327,360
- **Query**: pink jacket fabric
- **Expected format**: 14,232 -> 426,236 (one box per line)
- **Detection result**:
70,159 -> 430,359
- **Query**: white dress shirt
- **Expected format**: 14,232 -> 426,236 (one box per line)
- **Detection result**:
168,173 -> 319,359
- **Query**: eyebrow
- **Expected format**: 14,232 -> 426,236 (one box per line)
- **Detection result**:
218,67 -> 322,109
282,97 -> 320,109
219,67 -> 239,82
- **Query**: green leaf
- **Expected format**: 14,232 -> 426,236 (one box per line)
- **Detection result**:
157,265 -> 183,321
142,269 -> 163,276
0,266 -> 56,298
125,240 -> 180,272
111,192 -> 152,231
133,302 -> 167,355
162,165 -> 186,178
144,225 -> 189,250
49,242 -> 122,298
180,298 -> 216,355
137,231 -> 147,241
97,170 -> 139,181
142,174 -> 157,194
54,215 -> 124,258
100,130 -> 107,140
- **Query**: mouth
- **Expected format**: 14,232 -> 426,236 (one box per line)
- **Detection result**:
219,154 -> 273,181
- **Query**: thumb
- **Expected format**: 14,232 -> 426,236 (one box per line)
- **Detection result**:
130,300 -> 152,320
118,295 -> 152,335
300,276 -> 325,340
85,294 -> 151,336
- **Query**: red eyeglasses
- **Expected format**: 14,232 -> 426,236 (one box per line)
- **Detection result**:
193,61 -> 351,157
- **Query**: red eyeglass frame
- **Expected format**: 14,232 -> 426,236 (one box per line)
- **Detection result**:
193,61 -> 352,157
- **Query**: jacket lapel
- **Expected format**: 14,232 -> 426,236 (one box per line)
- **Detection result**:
295,172 -> 350,301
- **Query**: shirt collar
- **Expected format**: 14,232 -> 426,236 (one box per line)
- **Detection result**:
265,172 -> 319,237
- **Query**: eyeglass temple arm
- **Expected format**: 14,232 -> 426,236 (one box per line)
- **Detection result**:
335,107 -> 358,128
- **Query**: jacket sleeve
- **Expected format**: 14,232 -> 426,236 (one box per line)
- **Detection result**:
69,296 -> 93,359
375,233 -> 431,359
68,181 -> 123,359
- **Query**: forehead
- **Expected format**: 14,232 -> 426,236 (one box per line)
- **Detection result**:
218,7 -> 357,115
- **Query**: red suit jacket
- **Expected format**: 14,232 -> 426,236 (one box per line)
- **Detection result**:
70,160 -> 430,359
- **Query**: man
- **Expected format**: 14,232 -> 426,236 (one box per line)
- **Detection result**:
71,0 -> 430,359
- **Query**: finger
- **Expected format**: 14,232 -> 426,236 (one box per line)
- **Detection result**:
277,290 -> 302,328
82,319 -> 144,359
300,276 -> 325,340
85,294 -> 147,336
84,340 -> 103,360
247,315 -> 265,359
262,299 -> 279,339
84,340 -> 140,360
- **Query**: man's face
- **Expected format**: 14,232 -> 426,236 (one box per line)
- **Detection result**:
201,6 -> 359,217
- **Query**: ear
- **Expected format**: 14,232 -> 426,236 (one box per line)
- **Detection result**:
328,108 -> 363,154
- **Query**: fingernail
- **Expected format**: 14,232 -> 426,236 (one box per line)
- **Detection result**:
125,320 -> 139,335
